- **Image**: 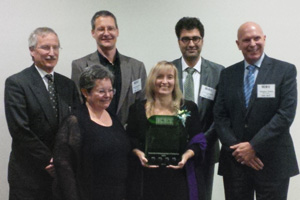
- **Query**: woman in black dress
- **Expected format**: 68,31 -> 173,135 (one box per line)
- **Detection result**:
126,61 -> 206,200
53,65 -> 130,200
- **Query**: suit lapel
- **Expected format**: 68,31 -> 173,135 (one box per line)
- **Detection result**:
234,62 -> 248,117
29,66 -> 58,130
197,58 -> 208,110
54,73 -> 70,123
87,51 -> 101,66
118,54 -> 132,113
174,58 -> 183,91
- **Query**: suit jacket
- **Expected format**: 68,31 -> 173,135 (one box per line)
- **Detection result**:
71,51 -> 147,125
214,55 -> 299,180
173,57 -> 224,165
5,65 -> 80,190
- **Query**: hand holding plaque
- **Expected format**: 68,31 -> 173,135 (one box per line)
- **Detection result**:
145,115 -> 188,166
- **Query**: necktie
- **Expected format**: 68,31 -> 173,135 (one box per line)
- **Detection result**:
45,74 -> 58,118
184,67 -> 196,102
244,65 -> 256,108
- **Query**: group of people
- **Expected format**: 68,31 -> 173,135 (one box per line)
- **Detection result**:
4,9 -> 298,200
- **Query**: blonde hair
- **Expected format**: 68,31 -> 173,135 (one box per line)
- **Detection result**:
145,61 -> 183,117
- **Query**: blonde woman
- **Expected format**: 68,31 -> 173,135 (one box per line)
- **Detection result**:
126,61 -> 206,200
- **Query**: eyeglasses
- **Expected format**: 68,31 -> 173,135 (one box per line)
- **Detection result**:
180,36 -> 202,44
37,45 -> 61,52
96,26 -> 117,34
98,89 -> 116,96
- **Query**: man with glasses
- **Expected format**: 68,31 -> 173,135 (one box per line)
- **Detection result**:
71,10 -> 147,125
172,17 -> 224,200
4,27 -> 80,199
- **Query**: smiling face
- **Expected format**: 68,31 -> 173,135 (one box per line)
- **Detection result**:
154,68 -> 175,97
83,78 -> 114,111
30,33 -> 59,73
236,22 -> 266,64
178,28 -> 203,62
92,16 -> 119,52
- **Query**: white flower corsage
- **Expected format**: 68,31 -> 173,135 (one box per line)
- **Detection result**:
177,109 -> 191,127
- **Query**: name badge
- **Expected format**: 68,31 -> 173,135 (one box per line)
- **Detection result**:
199,85 -> 216,100
132,78 -> 142,94
257,84 -> 275,98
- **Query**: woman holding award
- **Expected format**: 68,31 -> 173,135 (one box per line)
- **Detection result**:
126,61 -> 206,200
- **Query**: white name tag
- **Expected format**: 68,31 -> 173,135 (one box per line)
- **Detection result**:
257,84 -> 275,98
132,78 -> 142,94
199,85 -> 216,100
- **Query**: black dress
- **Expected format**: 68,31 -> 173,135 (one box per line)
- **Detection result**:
126,100 -> 203,200
54,104 -> 131,200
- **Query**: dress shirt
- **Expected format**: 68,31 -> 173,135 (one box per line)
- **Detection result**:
35,65 -> 54,91
181,57 -> 202,103
243,53 -> 265,83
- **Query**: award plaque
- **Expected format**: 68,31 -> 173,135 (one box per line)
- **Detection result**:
145,115 -> 187,166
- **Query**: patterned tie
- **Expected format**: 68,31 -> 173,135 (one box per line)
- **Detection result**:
184,67 -> 196,102
244,65 -> 256,108
45,74 -> 58,118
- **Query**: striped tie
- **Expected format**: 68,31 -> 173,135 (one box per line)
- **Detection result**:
244,65 -> 256,108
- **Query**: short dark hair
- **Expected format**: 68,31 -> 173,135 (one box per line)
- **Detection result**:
91,10 -> 118,30
79,64 -> 114,94
175,17 -> 204,39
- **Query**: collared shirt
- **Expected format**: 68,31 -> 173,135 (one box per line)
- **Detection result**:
181,57 -> 202,103
35,65 -> 55,91
243,53 -> 265,83
97,50 -> 121,114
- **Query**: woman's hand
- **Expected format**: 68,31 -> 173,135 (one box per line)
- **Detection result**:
133,149 -> 159,168
167,149 -> 194,169
45,157 -> 56,177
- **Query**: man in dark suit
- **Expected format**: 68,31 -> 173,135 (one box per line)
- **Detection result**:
5,27 -> 80,200
71,10 -> 147,125
172,17 -> 224,200
214,22 -> 299,200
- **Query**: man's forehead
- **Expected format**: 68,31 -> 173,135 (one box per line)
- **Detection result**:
180,28 -> 201,35
95,16 -> 116,26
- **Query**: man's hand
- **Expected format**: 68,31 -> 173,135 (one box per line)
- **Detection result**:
230,142 -> 255,162
244,156 -> 264,171
230,142 -> 264,170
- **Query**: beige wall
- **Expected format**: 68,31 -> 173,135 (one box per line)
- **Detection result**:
1,0 -> 299,199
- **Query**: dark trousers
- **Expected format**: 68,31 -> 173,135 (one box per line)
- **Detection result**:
223,175 -> 290,200
204,163 -> 215,200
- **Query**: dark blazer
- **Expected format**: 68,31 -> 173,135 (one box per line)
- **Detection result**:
214,55 -> 299,180
71,51 -> 147,125
173,57 -> 224,165
5,65 -> 80,191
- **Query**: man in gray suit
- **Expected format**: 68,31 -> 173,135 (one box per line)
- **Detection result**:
214,22 -> 298,200
5,27 -> 80,200
72,10 -> 147,125
172,17 -> 224,200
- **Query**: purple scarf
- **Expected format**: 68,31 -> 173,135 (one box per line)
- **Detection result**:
185,133 -> 207,200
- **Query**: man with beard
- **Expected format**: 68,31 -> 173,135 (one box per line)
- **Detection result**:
5,27 -> 80,200
172,17 -> 224,200
71,10 -> 147,125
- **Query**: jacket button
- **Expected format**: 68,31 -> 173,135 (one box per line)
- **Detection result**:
245,124 -> 248,128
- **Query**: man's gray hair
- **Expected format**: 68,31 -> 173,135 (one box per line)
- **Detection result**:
28,27 -> 60,49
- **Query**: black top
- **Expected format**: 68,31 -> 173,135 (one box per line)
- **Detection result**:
97,50 -> 121,114
54,104 -> 130,200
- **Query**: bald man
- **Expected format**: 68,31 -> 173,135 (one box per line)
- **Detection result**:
214,22 -> 299,200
